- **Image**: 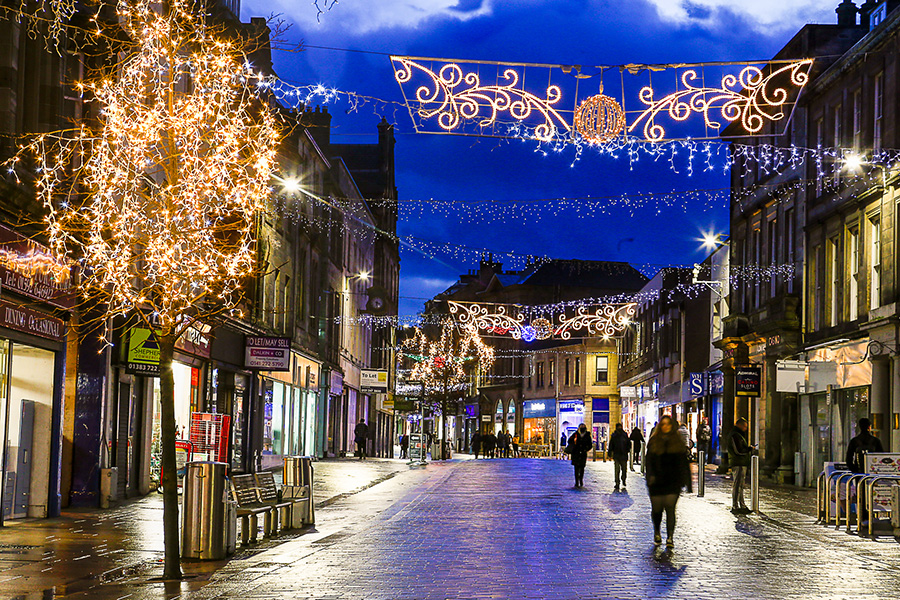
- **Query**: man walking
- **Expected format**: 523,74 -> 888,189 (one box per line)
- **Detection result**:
696,418 -> 712,463
610,423 -> 631,491
354,419 -> 369,460
846,417 -> 884,523
629,426 -> 644,471
729,418 -> 753,513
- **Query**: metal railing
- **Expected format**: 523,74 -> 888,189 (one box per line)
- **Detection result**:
863,475 -> 900,538
816,469 -> 850,524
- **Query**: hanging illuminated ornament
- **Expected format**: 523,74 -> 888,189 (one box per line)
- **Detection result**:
574,84 -> 625,144
531,317 -> 553,340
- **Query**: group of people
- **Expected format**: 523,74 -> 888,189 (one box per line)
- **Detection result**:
471,430 -> 518,458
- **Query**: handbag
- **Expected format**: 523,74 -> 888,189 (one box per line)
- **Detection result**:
565,441 -> 575,455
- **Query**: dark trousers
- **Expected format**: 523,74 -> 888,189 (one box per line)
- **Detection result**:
650,493 -> 679,538
614,458 -> 627,487
356,441 -> 367,459
573,464 -> 585,485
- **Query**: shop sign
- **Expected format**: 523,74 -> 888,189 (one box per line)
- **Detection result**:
689,373 -> 706,398
244,336 -> 290,371
360,369 -> 389,393
330,370 -> 344,396
294,354 -> 320,389
709,370 -> 724,395
559,399 -> 584,414
735,365 -> 762,397
408,433 -> 424,462
620,386 -> 636,398
0,299 -> 65,342
0,225 -> 74,309
864,453 -> 900,512
523,399 -> 556,419
176,322 -> 212,358
394,399 -> 417,412
481,414 -> 492,422
382,398 -> 394,410
465,404 -> 479,417
126,327 -> 160,376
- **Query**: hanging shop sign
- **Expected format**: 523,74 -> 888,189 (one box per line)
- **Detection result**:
394,399 -> 417,412
735,365 -> 762,397
0,299 -> 65,342
126,327 -> 160,376
620,386 -> 636,398
360,369 -> 389,393
689,373 -> 706,398
0,224 -> 74,309
244,336 -> 290,371
176,322 -> 212,358
709,370 -> 724,395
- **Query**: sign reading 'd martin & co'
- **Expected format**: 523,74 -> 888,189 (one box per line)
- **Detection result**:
735,365 -> 762,397
244,336 -> 291,371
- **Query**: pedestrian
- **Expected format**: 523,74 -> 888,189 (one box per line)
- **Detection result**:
696,418 -> 711,463
729,417 -> 754,513
560,431 -> 568,460
512,435 -> 519,458
629,426 -> 645,471
471,431 -> 483,459
846,417 -> 884,523
399,434 -> 408,459
501,430 -> 511,458
610,422 -> 631,491
568,423 -> 593,487
483,430 -> 496,459
354,419 -> 369,460
644,414 -> 689,548
676,420 -> 693,493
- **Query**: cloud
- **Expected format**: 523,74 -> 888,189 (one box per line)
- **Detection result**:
644,0 -> 835,31
251,0 -> 494,35
402,276 -> 458,294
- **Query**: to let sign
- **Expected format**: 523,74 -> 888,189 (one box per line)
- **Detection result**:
244,336 -> 290,371
735,365 -> 762,397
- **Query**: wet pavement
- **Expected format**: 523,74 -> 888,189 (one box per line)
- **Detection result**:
3,456 -> 900,599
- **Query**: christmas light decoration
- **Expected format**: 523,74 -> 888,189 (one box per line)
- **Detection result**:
400,321 -> 495,399
575,88 -> 626,144
554,304 -> 636,339
629,60 -> 812,142
392,57 -> 569,142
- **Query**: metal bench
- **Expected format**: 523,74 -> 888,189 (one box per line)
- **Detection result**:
230,474 -> 274,545
254,471 -> 295,532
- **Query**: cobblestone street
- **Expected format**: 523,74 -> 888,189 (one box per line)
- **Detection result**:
23,457 -> 897,600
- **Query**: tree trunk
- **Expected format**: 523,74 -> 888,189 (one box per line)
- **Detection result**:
158,334 -> 182,579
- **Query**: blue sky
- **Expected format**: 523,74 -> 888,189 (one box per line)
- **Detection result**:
241,0 -> 837,316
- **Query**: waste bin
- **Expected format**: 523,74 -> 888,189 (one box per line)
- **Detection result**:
182,461 -> 228,560
282,456 -> 315,525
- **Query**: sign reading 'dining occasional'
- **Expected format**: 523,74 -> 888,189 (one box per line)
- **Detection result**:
244,336 -> 291,371
735,365 -> 762,397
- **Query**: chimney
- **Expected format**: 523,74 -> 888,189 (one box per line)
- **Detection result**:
305,105 -> 332,150
836,0 -> 858,25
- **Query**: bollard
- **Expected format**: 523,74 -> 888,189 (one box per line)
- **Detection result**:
751,454 -> 760,513
698,450 -> 706,497
640,446 -> 646,475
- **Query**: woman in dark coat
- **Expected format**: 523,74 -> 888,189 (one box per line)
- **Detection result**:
471,431 -> 482,459
568,423 -> 593,487
645,415 -> 689,548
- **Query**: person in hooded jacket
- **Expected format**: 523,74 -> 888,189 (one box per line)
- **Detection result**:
568,424 -> 593,487
645,415 -> 689,548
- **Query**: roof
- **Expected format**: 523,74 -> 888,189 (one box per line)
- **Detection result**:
519,259 -> 648,291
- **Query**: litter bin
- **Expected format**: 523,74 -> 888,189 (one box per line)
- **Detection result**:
182,461 -> 228,560
282,456 -> 315,526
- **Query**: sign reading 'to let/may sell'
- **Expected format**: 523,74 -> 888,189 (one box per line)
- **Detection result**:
244,336 -> 291,371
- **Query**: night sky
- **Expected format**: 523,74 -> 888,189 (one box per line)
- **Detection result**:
241,0 -> 837,317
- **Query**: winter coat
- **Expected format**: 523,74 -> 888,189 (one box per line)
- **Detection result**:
629,428 -> 644,452
645,429 -> 689,496
400,435 -> 409,450
483,433 -> 497,451
846,431 -> 885,473
471,433 -> 482,453
354,422 -> 368,444
729,428 -> 751,468
568,431 -> 593,468
609,428 -> 631,461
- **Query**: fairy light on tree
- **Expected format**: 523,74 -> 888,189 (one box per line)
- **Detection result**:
401,321 -> 494,455
8,0 -> 280,579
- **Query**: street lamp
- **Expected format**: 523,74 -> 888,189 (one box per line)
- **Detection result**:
843,152 -> 891,188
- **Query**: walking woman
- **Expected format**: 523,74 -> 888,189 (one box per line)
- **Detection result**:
568,424 -> 593,487
644,415 -> 689,548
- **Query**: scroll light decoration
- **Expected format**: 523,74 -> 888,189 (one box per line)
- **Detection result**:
392,57 -> 571,142
628,59 -> 813,142
448,301 -> 636,341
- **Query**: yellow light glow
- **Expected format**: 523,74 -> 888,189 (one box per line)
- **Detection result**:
701,232 -> 722,251
843,153 -> 864,172
358,271 -> 370,282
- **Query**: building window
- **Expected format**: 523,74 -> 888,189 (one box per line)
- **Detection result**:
536,362 -> 544,388
829,237 -> 840,327
595,355 -> 609,384
564,358 -> 570,386
870,215 -> 881,310
574,357 -> 581,385
874,73 -> 884,150
852,89 -> 862,149
549,360 -> 555,387
849,226 -> 859,321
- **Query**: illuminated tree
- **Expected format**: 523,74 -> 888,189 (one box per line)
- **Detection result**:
401,321 -> 494,456
8,0 -> 279,579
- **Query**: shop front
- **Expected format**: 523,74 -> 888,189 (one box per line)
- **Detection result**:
559,398 -> 585,442
0,225 -> 71,519
522,399 -> 555,447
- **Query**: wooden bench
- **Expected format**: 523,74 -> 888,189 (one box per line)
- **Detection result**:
254,471 -> 295,532
230,474 -> 274,545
